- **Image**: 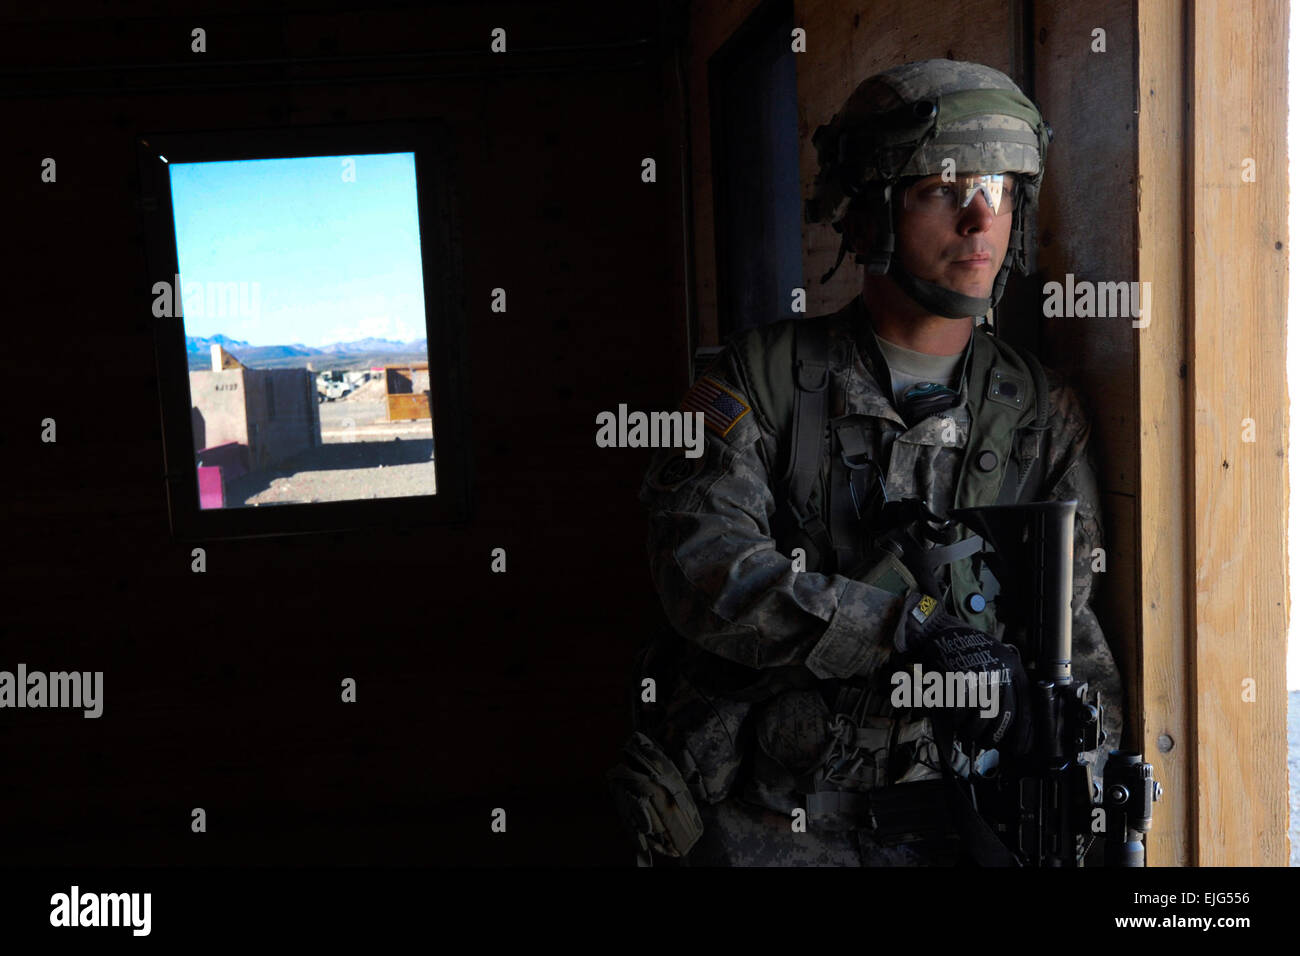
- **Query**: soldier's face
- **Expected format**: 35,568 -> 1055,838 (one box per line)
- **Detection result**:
894,175 -> 1013,299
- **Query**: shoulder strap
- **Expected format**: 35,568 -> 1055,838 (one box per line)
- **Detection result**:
785,319 -> 830,508
784,319 -> 835,568
723,315 -> 837,571
1021,345 -> 1051,429
993,338 -> 1051,505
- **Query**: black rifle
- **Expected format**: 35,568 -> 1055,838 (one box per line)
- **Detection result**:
948,501 -> 1160,866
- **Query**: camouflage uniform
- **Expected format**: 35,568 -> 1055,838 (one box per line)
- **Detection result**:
637,294 -> 1122,866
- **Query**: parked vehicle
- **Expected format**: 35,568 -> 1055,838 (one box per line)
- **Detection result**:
317,370 -> 353,402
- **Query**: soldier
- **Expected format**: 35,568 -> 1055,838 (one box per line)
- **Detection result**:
616,58 -> 1123,866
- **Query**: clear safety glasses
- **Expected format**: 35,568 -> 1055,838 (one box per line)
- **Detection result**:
900,172 -> 1018,219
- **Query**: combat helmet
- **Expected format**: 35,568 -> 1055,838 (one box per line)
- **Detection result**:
805,58 -> 1053,319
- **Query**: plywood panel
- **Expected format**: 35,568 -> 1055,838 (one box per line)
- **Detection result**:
1187,0 -> 1289,866
1135,0 -> 1191,869
1032,0 -> 1150,862
1033,0 -> 1138,501
1097,490 -> 1140,739
387,394 -> 431,421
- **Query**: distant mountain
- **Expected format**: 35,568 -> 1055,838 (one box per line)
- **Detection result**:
184,333 -> 427,371
185,334 -> 252,354
320,337 -> 419,354
239,344 -> 319,361
185,335 -> 426,357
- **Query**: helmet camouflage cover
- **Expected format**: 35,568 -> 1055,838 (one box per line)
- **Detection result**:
806,58 -> 1051,229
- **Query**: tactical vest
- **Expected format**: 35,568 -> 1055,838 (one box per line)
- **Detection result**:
739,301 -> 1050,631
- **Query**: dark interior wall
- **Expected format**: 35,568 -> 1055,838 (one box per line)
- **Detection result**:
1030,0 -> 1140,740
2,1 -> 682,864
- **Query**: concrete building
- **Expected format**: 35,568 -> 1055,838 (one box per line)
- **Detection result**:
189,345 -> 321,472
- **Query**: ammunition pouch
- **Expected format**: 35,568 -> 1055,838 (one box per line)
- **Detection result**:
606,731 -> 705,864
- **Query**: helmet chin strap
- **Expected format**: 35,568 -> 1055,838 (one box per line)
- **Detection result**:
886,264 -> 991,319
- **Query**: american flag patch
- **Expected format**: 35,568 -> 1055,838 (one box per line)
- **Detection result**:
681,376 -> 751,438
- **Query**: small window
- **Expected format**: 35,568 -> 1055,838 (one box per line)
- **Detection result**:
138,122 -> 471,540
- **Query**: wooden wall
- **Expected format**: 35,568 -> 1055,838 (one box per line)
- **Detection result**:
1182,0 -> 1289,866
1028,0 -> 1145,837
1136,0 -> 1193,868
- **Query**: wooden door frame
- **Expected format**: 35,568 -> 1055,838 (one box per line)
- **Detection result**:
1137,0 -> 1290,866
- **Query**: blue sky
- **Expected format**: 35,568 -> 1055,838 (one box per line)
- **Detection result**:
167,152 -> 428,347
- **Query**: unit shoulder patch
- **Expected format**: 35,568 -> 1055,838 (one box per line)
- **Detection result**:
681,376 -> 752,438
646,448 -> 708,492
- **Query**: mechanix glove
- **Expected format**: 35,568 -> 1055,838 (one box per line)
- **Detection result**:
894,590 -> 1032,758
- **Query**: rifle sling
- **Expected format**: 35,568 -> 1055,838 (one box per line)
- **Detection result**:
786,319 -> 834,569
